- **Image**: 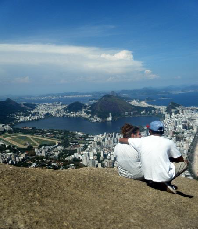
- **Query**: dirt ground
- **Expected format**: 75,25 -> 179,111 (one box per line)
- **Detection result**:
1,164 -> 198,229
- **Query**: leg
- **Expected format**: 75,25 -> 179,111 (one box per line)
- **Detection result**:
173,161 -> 188,179
163,161 -> 188,194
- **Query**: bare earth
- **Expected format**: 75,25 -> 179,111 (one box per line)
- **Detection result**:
1,164 -> 198,229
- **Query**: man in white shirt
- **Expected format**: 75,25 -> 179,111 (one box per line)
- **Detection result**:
119,121 -> 188,194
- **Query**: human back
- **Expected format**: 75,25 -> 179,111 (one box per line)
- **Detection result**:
129,135 -> 181,182
114,123 -> 143,180
119,121 -> 188,193
114,143 -> 142,179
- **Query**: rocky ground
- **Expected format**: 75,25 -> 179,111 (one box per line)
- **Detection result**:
1,164 -> 198,229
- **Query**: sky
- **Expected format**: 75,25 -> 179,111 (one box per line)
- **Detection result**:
0,0 -> 197,96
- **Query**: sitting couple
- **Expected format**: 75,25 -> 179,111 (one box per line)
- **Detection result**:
114,121 -> 188,194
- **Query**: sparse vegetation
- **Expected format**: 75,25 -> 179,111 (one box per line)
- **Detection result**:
66,101 -> 87,112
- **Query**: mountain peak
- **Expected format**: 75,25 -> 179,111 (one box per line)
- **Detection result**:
67,101 -> 86,112
90,94 -> 134,119
5,98 -> 17,104
0,98 -> 33,124
90,94 -> 153,119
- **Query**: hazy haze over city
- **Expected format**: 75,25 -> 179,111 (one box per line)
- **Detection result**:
0,0 -> 197,96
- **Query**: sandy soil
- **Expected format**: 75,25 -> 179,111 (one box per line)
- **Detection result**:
1,164 -> 198,229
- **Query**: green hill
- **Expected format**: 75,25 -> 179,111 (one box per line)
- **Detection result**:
67,101 -> 86,112
166,102 -> 182,114
90,95 -> 154,119
0,98 -> 34,124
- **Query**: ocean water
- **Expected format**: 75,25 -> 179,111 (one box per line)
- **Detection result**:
148,92 -> 198,107
14,92 -> 198,134
15,116 -> 160,135
14,91 -> 198,107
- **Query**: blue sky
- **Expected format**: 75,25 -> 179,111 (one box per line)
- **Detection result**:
0,0 -> 197,95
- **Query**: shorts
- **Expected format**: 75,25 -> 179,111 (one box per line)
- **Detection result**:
117,166 -> 144,180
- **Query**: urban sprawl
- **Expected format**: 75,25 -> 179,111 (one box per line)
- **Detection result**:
1,100 -> 198,179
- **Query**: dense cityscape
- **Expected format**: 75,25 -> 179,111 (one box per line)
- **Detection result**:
1,1 -> 198,228
1,99 -> 198,179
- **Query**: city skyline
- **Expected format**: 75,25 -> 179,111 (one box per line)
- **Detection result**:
0,0 -> 197,96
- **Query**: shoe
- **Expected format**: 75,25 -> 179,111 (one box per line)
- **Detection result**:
171,185 -> 178,190
165,183 -> 177,194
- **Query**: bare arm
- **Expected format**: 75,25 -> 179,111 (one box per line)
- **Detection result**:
169,156 -> 189,164
119,138 -> 129,144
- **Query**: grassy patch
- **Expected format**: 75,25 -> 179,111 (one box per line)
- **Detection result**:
11,136 -> 37,146
0,138 -> 14,146
0,133 -> 58,148
32,137 -> 57,146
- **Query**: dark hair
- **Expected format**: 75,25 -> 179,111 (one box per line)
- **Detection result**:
149,129 -> 164,135
121,123 -> 140,138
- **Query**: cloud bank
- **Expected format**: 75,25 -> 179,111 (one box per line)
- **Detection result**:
0,43 -> 158,86
14,76 -> 30,84
144,69 -> 158,79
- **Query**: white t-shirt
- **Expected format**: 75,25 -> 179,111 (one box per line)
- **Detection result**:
128,135 -> 181,182
114,143 -> 143,180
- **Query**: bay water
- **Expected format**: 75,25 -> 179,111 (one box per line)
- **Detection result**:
15,116 -> 160,135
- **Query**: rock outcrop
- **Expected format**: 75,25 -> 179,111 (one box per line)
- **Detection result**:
1,164 -> 198,229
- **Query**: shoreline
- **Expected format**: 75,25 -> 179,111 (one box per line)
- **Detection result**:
13,113 -> 163,126
13,116 -> 160,135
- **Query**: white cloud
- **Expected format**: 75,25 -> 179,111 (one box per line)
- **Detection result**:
144,69 -> 159,79
0,43 -> 158,84
144,70 -> 152,74
14,76 -> 30,84
101,50 -> 133,60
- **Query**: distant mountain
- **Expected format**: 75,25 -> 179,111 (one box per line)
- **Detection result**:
0,98 -> 34,124
119,88 -> 169,99
22,102 -> 36,109
5,84 -> 198,104
90,95 -> 153,119
166,102 -> 182,114
163,85 -> 198,92
66,101 -> 86,112
119,85 -> 198,99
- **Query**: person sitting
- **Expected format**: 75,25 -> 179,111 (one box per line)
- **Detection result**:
119,121 -> 188,194
114,123 -> 144,180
